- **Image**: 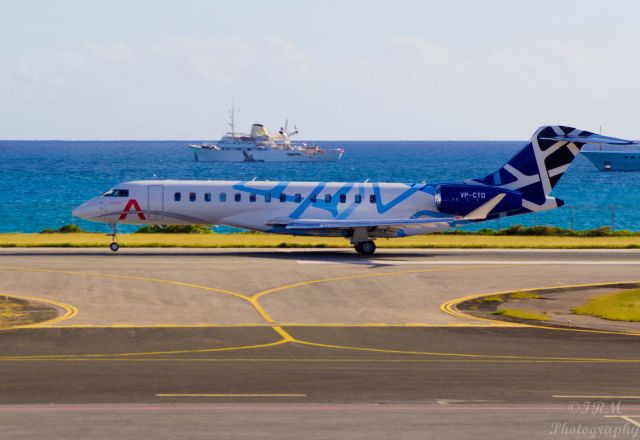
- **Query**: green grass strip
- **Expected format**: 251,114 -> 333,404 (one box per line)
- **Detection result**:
572,290 -> 640,322
494,308 -> 550,321
2,233 -> 640,249
509,292 -> 540,300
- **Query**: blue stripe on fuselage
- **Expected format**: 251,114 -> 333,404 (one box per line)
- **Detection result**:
372,183 -> 421,214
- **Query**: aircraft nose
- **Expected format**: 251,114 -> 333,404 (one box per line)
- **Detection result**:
72,201 -> 95,219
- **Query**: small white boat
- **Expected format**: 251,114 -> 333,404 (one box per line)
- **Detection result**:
188,108 -> 343,163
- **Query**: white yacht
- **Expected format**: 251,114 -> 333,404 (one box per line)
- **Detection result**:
188,109 -> 343,162
581,146 -> 640,171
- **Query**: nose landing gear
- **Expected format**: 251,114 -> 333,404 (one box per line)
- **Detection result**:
108,224 -> 119,252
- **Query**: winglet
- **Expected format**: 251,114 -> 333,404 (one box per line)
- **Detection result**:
461,193 -> 506,221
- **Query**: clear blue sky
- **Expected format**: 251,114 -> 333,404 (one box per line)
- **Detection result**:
1,0 -> 639,140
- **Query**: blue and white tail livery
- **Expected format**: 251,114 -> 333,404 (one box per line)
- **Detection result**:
73,126 -> 636,255
468,126 -> 635,214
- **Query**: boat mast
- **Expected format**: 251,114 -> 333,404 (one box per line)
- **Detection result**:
229,99 -> 236,140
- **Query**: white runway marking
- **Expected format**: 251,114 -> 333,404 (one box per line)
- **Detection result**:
297,259 -> 640,266
554,395 -> 640,400
156,393 -> 307,398
605,415 -> 640,428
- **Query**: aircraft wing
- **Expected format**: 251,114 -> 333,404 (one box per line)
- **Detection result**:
273,194 -> 506,230
283,218 -> 454,230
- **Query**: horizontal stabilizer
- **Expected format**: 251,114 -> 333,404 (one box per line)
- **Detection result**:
540,133 -> 637,145
461,193 -> 506,221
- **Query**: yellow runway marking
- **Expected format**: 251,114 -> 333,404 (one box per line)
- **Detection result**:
0,340 -> 289,361
0,265 -> 291,339
102,339 -> 288,358
2,357 -> 639,363
0,266 -> 248,300
3,264 -> 639,363
0,264 -> 504,342
249,265 -> 509,339
251,265 -> 507,302
0,293 -> 78,330
37,323 -> 271,329
34,323 -> 513,329
440,280 -> 640,337
156,393 -> 306,398
1,357 -> 640,363
293,339 -> 640,363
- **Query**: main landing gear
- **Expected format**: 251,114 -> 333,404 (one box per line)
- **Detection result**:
351,227 -> 376,256
354,240 -> 376,256
108,224 -> 119,252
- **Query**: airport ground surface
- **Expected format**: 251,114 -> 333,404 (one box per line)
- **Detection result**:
1,248 -> 640,439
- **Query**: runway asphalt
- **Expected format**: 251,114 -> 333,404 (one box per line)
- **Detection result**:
1,248 -> 639,439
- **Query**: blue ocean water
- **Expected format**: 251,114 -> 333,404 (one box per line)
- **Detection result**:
1,140 -> 639,233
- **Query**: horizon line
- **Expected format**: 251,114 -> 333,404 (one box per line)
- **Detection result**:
0,138 -> 529,142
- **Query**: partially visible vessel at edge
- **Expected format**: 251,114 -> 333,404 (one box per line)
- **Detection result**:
188,106 -> 344,163
581,146 -> 640,171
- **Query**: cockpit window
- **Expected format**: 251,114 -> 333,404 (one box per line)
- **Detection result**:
102,189 -> 129,197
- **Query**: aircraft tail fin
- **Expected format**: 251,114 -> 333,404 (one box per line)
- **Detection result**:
466,126 -> 636,208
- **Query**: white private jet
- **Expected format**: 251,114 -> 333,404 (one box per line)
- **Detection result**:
73,126 -> 636,255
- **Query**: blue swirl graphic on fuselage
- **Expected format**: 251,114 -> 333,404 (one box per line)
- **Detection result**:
232,182 -> 289,199
420,185 -> 436,196
233,181 -> 438,222
336,183 -> 364,220
289,182 -> 327,219
233,181 -> 363,220
372,183 -> 422,214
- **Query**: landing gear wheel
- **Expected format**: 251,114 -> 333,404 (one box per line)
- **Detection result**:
110,242 -> 119,252
354,240 -> 376,255
361,240 -> 376,255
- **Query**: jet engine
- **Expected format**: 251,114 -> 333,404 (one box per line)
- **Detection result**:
434,184 -> 523,216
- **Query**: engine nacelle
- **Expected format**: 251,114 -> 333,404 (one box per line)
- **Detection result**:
435,184 -> 523,216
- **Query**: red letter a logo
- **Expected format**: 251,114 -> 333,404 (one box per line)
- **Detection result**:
119,199 -> 146,221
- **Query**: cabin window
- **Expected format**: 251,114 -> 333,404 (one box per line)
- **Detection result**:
103,189 -> 129,198
280,193 -> 287,203
310,194 -> 317,203
355,194 -> 362,203
204,193 -> 211,202
219,192 -> 227,202
324,194 -> 332,203
234,193 -> 241,202
174,192 -> 181,202
294,193 -> 302,203
189,192 -> 196,202
249,194 -> 257,203
265,193 -> 272,203
339,194 -> 347,203
369,194 -> 377,204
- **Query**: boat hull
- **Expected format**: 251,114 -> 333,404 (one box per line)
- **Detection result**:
581,151 -> 640,171
189,146 -> 343,162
